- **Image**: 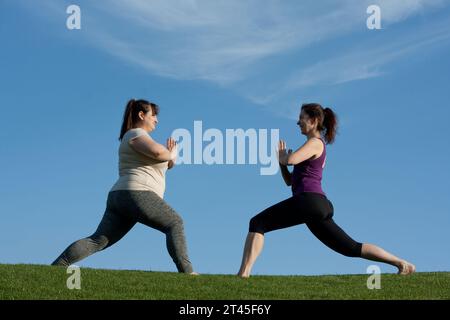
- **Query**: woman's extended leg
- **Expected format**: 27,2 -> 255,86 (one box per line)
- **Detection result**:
307,218 -> 415,275
52,205 -> 136,266
361,243 -> 415,274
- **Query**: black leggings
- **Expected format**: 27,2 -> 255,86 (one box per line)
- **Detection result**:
249,193 -> 362,257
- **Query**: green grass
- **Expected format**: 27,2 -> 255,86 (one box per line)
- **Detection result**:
0,264 -> 448,299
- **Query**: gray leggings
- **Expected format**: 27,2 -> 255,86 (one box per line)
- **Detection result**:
52,190 -> 193,273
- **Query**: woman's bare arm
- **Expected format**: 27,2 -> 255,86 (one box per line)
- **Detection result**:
129,134 -> 176,162
280,138 -> 322,166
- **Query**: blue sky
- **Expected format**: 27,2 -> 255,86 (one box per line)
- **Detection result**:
1,0 -> 449,276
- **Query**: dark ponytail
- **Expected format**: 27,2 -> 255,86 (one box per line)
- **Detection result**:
322,107 -> 337,144
301,103 -> 338,144
119,98 -> 159,141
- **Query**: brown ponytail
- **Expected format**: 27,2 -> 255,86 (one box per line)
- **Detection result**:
301,103 -> 338,144
322,107 -> 337,144
119,98 -> 159,141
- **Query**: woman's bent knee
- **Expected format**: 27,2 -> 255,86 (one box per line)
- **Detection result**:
341,242 -> 363,258
89,234 -> 109,250
165,214 -> 184,232
249,216 -> 266,234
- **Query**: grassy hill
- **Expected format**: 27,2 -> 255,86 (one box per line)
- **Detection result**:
0,264 -> 448,299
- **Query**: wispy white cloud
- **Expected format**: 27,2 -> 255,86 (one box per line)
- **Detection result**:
289,22 -> 450,87
84,0 -> 362,84
373,0 -> 446,23
17,0 -> 450,115
89,1 -> 448,86
243,14 -> 450,119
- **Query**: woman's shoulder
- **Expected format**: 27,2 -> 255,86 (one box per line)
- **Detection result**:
308,137 -> 325,159
306,136 -> 324,147
123,128 -> 148,141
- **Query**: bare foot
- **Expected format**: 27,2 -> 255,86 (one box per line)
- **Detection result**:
237,272 -> 250,278
189,272 -> 200,276
397,261 -> 416,275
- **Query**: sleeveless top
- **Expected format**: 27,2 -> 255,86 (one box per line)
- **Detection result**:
291,137 -> 326,196
110,128 -> 168,198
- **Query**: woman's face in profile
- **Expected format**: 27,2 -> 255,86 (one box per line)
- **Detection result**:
141,109 -> 158,132
297,111 -> 316,135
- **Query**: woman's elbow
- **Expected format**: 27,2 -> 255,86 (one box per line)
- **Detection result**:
151,150 -> 162,159
151,150 -> 170,161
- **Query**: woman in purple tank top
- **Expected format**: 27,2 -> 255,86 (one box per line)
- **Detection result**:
237,103 -> 415,278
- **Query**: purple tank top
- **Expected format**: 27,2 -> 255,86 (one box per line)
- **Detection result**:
292,138 -> 326,196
